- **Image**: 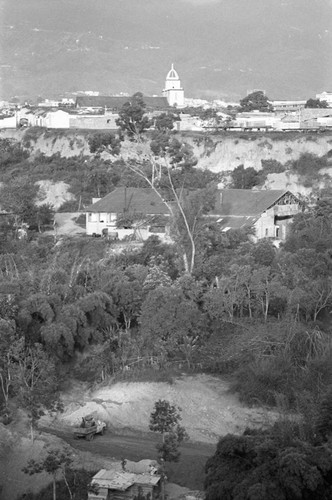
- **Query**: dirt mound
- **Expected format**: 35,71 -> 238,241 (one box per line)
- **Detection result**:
58,374 -> 277,443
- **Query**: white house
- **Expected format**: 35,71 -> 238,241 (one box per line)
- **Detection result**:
85,187 -> 171,241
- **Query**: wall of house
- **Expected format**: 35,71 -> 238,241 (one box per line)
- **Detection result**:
69,114 -> 118,129
85,212 -> 169,241
45,111 -> 70,129
86,212 -> 117,235
0,115 -> 16,129
88,487 -> 108,500
254,206 -> 296,240
254,211 -> 276,239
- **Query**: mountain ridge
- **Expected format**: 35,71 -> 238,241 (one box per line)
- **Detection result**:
1,0 -> 331,101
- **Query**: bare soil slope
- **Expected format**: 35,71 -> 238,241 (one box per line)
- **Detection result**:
58,374 -> 276,443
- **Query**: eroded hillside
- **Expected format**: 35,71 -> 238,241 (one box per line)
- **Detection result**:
2,128 -> 332,197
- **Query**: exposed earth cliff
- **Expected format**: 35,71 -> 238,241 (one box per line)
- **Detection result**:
2,128 -> 332,199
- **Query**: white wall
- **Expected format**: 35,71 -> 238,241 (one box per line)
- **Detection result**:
45,110 -> 70,129
0,115 -> 16,129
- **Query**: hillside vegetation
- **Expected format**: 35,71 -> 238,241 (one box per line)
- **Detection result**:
2,123 -> 332,498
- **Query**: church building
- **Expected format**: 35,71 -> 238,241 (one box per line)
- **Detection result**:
162,64 -> 185,108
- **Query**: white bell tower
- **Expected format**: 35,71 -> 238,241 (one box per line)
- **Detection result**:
163,64 -> 185,108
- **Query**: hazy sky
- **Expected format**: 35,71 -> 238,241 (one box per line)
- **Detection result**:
0,0 -> 332,100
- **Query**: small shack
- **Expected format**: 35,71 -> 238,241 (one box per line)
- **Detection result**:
88,462 -> 161,500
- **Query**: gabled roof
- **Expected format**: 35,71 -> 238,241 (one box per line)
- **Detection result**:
76,95 -> 169,111
86,187 -> 170,215
210,189 -> 293,217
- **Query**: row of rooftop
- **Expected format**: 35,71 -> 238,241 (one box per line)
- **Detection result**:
1,96 -> 332,132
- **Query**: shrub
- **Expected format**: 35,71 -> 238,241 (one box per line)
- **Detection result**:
232,355 -> 296,406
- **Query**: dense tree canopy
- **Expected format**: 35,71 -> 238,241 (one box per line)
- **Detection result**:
305,98 -> 328,108
239,91 -> 273,112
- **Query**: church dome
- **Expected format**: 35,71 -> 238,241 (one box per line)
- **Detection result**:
166,64 -> 179,80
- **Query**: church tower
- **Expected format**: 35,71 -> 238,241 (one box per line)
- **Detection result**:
163,64 -> 185,108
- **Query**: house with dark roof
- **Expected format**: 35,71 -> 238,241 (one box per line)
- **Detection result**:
85,187 -> 171,241
209,189 -> 302,241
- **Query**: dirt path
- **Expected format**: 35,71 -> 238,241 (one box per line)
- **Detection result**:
42,425 -> 215,490
54,212 -> 85,235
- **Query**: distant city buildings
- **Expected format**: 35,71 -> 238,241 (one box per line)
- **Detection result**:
271,100 -> 306,112
1,65 -> 332,131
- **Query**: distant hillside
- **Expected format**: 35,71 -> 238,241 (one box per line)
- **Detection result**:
1,0 -> 331,101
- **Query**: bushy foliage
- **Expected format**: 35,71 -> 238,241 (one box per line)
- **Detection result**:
88,131 -> 121,155
19,467 -> 96,500
239,90 -> 273,112
205,427 -> 332,500
305,98 -> 328,108
116,92 -> 152,138
149,399 -> 189,462
230,164 -> 261,189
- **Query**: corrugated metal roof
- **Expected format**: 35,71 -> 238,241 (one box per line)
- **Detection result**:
86,187 -> 170,215
210,189 -> 289,217
91,469 -> 160,491
76,95 -> 169,111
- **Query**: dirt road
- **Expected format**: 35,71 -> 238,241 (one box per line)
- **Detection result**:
43,425 -> 215,490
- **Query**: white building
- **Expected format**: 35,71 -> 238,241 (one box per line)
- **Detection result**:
44,109 -> 70,128
162,64 -> 185,108
316,91 -> 332,106
85,187 -> 171,241
272,100 -> 306,112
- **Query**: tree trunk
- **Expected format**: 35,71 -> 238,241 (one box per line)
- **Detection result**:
30,421 -> 34,443
53,477 -> 56,500
63,470 -> 73,500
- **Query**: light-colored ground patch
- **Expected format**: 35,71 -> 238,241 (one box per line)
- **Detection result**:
36,180 -> 75,210
57,374 -> 276,444
54,212 -> 86,235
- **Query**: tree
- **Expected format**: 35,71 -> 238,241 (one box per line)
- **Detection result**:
305,98 -> 328,109
0,320 -> 19,418
114,93 -> 212,274
316,387 -> 332,441
14,342 -> 62,441
231,164 -> 261,189
140,286 -> 203,364
88,131 -> 121,155
35,203 -> 54,232
0,178 -> 40,229
149,399 -> 189,463
154,112 -> 180,132
116,92 -> 152,138
239,90 -> 273,112
205,428 -> 332,500
23,447 -> 74,500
